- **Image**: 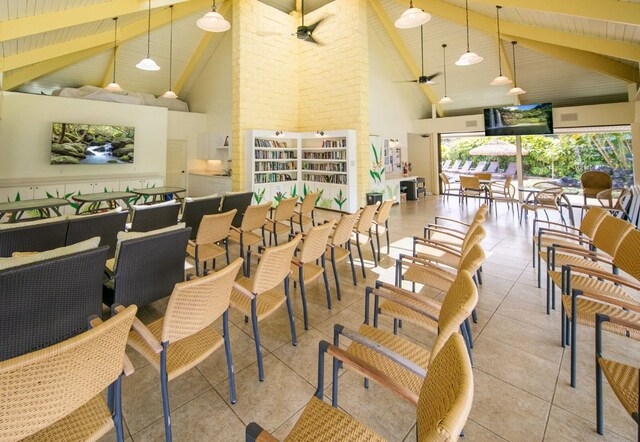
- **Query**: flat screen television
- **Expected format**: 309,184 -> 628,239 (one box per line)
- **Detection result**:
484,103 -> 553,136
50,122 -> 135,165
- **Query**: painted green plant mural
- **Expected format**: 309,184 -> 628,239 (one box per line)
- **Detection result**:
317,198 -> 333,209
302,184 -> 324,204
370,143 -> 385,184
274,191 -> 288,203
333,188 -> 347,210
291,184 -> 297,198
254,188 -> 266,204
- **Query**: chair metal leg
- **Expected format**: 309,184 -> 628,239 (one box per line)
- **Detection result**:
346,242 -> 357,285
369,239 -> 377,268
112,376 -> 125,442
160,343 -> 172,442
356,237 -> 366,278
284,276 -> 297,346
375,225 -> 381,261
471,308 -> 478,324
385,220 -> 390,254
393,318 -> 399,335
223,311 -> 237,404
250,299 -> 265,381
460,323 -> 474,367
299,267 -> 309,330
465,317 -> 474,348
225,239 -> 230,265
571,292 -> 578,388
330,249 -> 341,301
596,327 -> 604,435
321,256 -> 332,310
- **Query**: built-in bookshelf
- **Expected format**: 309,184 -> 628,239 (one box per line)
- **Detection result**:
246,130 -> 356,212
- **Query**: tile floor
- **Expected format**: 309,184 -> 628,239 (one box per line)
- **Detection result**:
105,196 -> 639,441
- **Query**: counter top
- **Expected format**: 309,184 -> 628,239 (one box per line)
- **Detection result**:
189,170 -> 231,178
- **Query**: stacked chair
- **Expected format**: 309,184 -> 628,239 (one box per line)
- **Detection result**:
290,221 -> 335,330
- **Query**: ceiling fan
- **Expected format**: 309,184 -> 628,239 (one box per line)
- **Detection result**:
296,0 -> 324,44
398,25 -> 440,84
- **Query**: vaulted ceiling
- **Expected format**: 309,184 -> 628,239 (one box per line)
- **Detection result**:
0,0 -> 638,117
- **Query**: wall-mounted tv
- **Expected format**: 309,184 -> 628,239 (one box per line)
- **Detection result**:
50,122 -> 135,165
484,103 -> 553,136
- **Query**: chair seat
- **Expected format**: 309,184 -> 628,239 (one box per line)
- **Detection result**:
534,235 -> 587,250
264,220 -> 291,235
325,246 -> 350,263
427,231 -> 464,247
290,260 -> 324,284
372,222 -> 387,234
187,241 -> 226,262
285,396 -> 385,442
549,271 -> 640,305
230,276 -> 286,321
128,317 -> 224,381
228,229 -> 263,247
561,295 -> 640,340
415,247 -> 461,269
292,213 -> 313,227
598,357 -> 639,420
542,251 -> 611,274
105,258 -> 115,272
350,231 -> 371,245
23,394 -> 113,442
403,263 -> 454,292
347,324 -> 431,396
378,296 -> 440,334
584,187 -> 609,197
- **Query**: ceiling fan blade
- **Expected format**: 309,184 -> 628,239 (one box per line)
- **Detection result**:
306,19 -> 323,34
305,33 -> 321,44
394,80 -> 419,83
426,72 -> 441,82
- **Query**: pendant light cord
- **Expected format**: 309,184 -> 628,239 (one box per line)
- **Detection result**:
464,0 -> 470,52
496,6 -> 502,75
511,41 -> 518,86
420,25 -> 424,75
442,44 -> 448,96
146,0 -> 151,58
169,5 -> 173,89
112,17 -> 118,83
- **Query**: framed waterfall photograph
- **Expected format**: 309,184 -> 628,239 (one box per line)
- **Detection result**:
50,122 -> 135,165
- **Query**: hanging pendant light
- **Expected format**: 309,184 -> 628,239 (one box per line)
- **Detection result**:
395,0 -> 431,29
162,5 -> 177,98
438,44 -> 453,104
105,17 -> 123,92
197,0 -> 230,32
136,0 -> 160,71
490,5 -> 511,86
455,0 -> 483,66
507,41 -> 526,95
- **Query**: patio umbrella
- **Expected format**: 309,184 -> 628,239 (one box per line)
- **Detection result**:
469,139 -> 529,156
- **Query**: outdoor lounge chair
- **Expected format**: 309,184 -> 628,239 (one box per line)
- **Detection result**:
441,159 -> 452,170
471,161 -> 487,173
457,161 -> 473,174
494,162 -> 517,179
485,161 -> 499,173
445,159 -> 461,173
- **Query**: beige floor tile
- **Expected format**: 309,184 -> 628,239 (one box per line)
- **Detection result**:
473,335 -> 559,402
214,354 -> 315,433
495,294 -> 561,331
544,405 -> 630,442
460,419 -> 508,441
270,406 -> 306,440
131,389 -> 245,441
470,370 -> 551,442
229,306 -> 302,354
331,370 -> 417,442
121,363 -> 212,434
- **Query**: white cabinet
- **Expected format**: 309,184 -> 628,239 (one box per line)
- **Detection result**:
119,178 -> 163,193
197,132 -> 229,161
188,174 -> 231,197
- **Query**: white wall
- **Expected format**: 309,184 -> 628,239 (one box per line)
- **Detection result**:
368,24 -> 429,169
0,92 -> 168,183
167,110 -> 207,173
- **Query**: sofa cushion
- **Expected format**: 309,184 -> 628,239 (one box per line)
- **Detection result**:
0,236 -> 100,270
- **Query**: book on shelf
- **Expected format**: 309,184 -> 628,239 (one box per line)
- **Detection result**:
255,150 -> 297,159
255,172 -> 296,184
301,151 -> 346,160
321,139 -> 347,148
301,173 -> 347,185
255,138 -> 289,148
301,162 -> 346,172
255,161 -> 297,172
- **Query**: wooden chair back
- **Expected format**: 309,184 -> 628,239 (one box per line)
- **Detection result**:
0,305 -> 137,441
474,172 -> 492,180
162,258 -> 243,344
195,209 -> 236,246
252,234 -> 301,294
459,175 -> 480,190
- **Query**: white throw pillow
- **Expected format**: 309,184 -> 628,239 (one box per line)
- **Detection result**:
112,223 -> 186,272
0,236 -> 100,270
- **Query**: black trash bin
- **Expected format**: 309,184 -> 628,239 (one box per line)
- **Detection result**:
401,180 -> 418,200
365,192 -> 383,205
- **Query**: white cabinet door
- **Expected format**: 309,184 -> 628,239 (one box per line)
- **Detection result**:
0,186 -> 35,202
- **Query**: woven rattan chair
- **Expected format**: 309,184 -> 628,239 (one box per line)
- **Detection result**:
0,305 -> 137,442
127,258 -> 244,441
559,227 -> 640,387
488,176 -> 517,216
520,186 -> 566,225
351,202 -> 379,278
458,175 -> 484,205
67,210 -> 128,259
0,246 -> 109,362
595,313 -> 640,438
372,200 -> 394,261
325,213 -> 359,301
423,204 -> 488,248
180,196 -> 222,240
227,202 -> 271,276
474,171 -> 492,180
264,196 -> 297,245
291,221 -> 335,330
230,235 -> 301,381
581,171 -> 612,206
220,192 -> 254,228
129,202 -> 181,232
245,332 -> 473,442
544,214 -> 634,313
292,191 -> 321,233
0,218 -> 68,257
439,172 -> 459,197
186,209 -> 236,276
335,271 -> 477,398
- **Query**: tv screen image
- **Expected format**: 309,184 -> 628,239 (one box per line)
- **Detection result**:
50,122 -> 135,165
484,103 -> 553,136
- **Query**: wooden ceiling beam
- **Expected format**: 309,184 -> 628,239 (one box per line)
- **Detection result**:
3,44 -> 112,90
369,0 -> 444,117
395,0 -> 640,62
468,0 -> 640,27
1,0 -> 211,72
0,0 -> 196,43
